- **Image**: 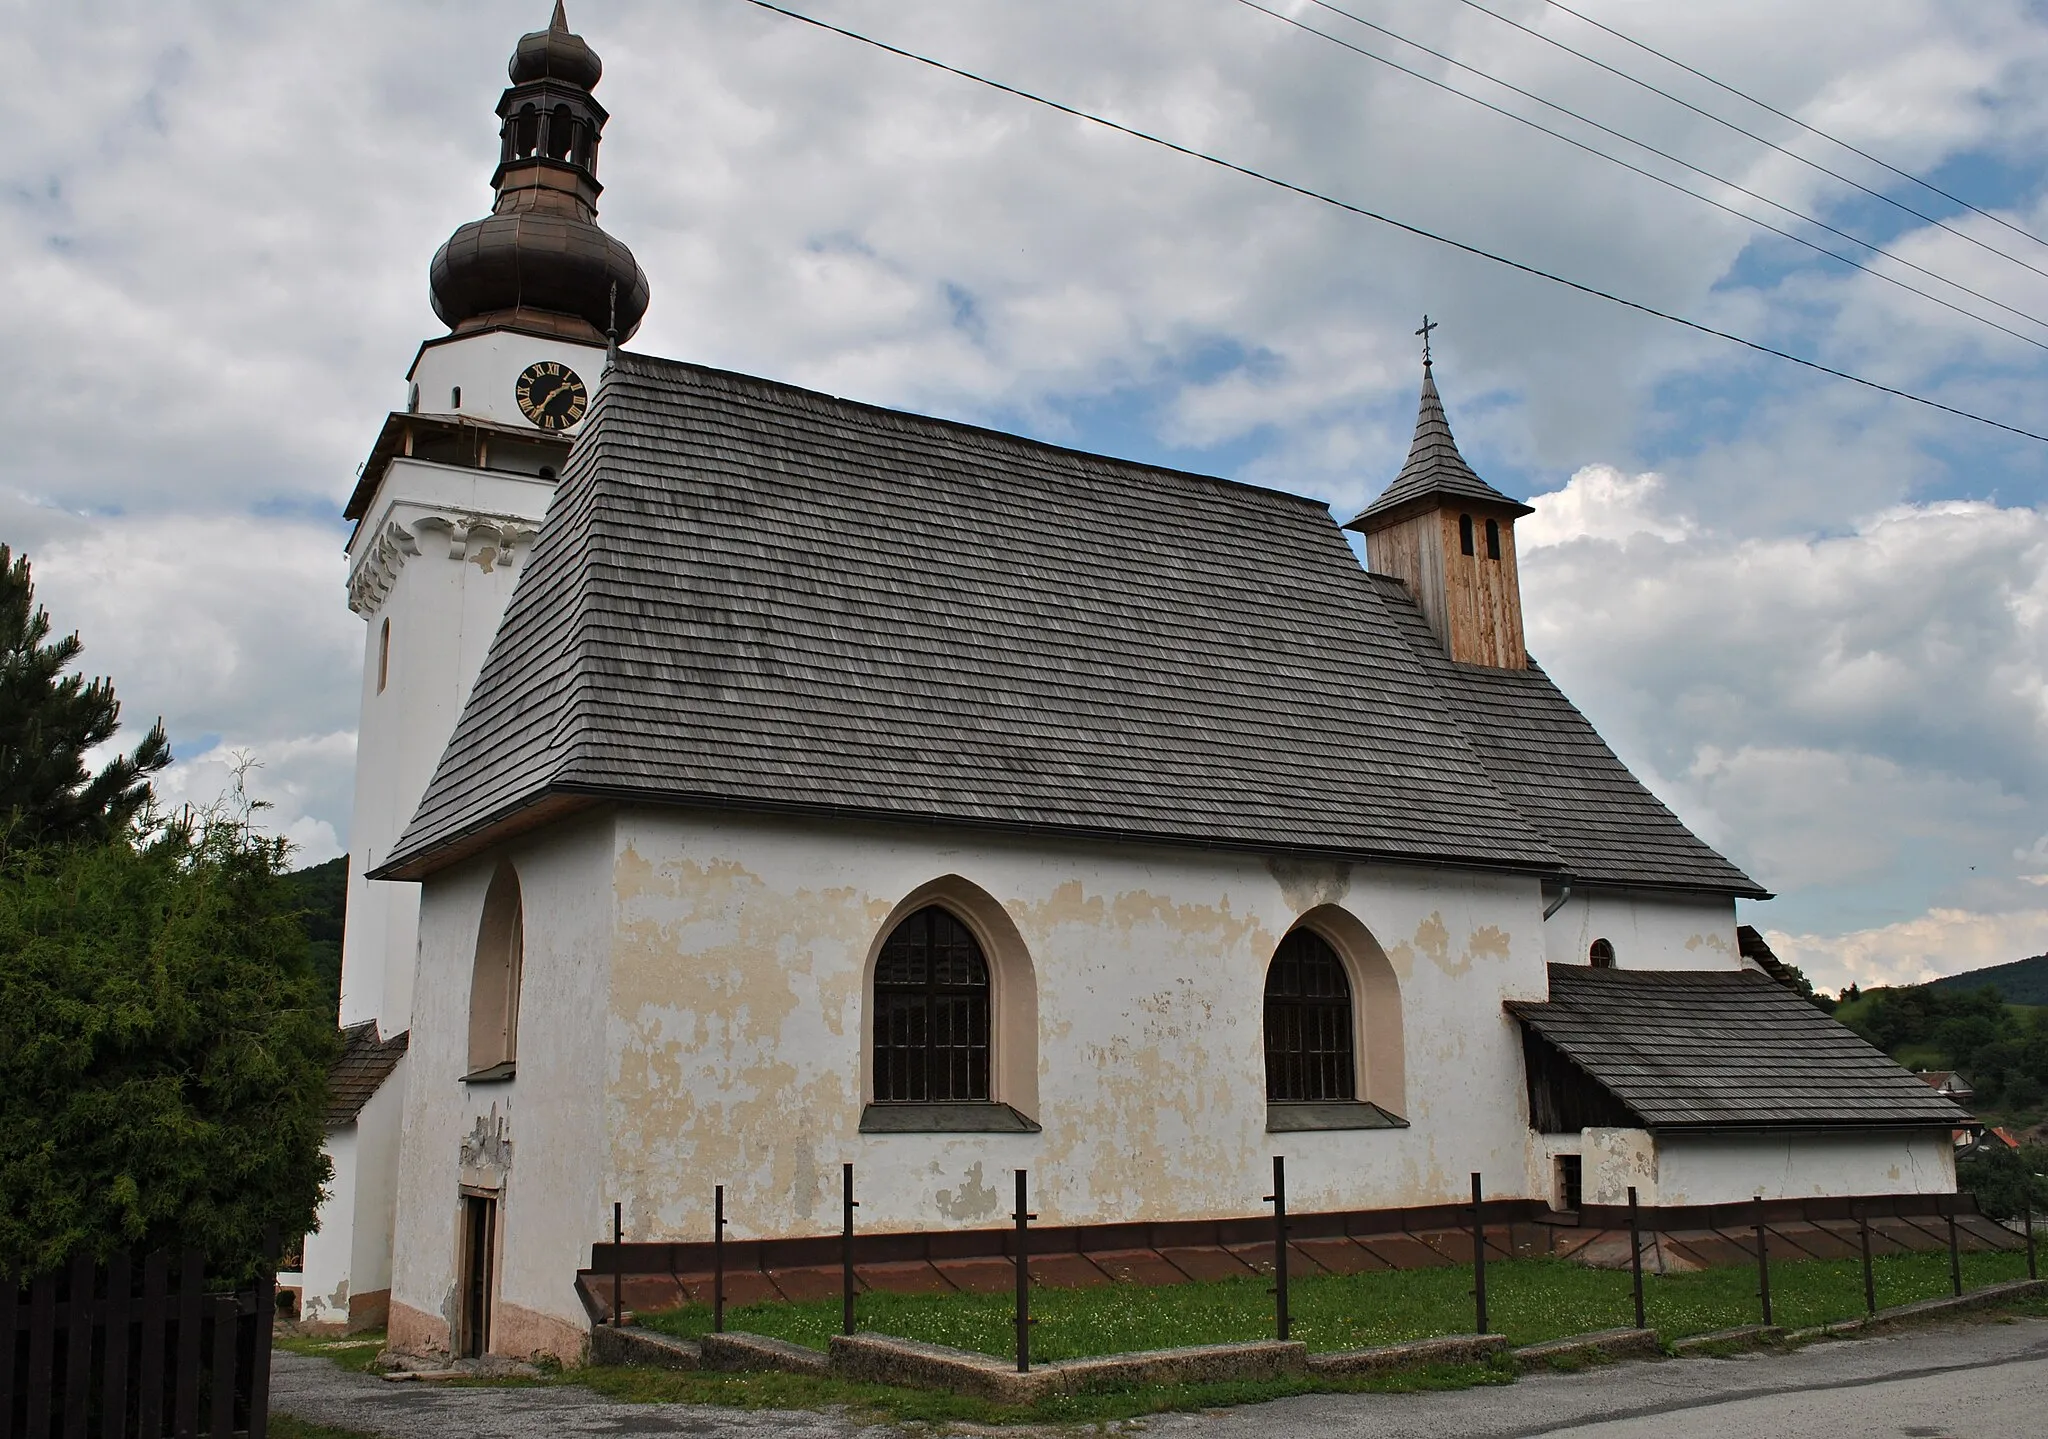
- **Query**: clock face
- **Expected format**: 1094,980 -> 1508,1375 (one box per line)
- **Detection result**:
514,361 -> 588,431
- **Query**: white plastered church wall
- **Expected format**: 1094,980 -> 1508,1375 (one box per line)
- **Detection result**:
408,332 -> 607,429
1540,889 -> 1738,971
387,814 -> 616,1360
1653,1130 -> 1958,1205
596,807 -> 1556,1245
289,1123 -> 355,1326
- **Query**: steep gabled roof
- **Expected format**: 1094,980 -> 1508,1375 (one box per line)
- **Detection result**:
376,352 -> 1756,900
379,353 -> 1559,879
1372,575 -> 1766,898
1509,966 -> 1968,1130
1347,364 -> 1533,533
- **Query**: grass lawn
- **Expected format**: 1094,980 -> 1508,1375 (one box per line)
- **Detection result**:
641,1249 -> 2038,1362
570,1356 -> 1514,1426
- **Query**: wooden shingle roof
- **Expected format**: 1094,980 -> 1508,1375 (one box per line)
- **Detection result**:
376,353 -> 1756,898
1508,966 -> 1969,1130
326,1022 -> 408,1128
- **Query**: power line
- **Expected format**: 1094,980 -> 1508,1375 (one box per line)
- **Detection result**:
1237,0 -> 2048,352
1531,0 -> 2048,255
731,0 -> 2048,446
1450,0 -> 2048,287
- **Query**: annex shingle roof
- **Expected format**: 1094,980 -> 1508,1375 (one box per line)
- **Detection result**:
1348,364 -> 1534,531
1508,966 -> 1970,1130
326,1022 -> 408,1128
1373,577 -> 1766,897
378,352 -> 1753,898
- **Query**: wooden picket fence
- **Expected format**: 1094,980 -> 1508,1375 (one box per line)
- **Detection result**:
1,1249 -> 275,1439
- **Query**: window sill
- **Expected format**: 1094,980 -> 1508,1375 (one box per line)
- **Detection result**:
1266,1101 -> 1407,1132
860,1102 -> 1040,1134
462,1061 -> 516,1085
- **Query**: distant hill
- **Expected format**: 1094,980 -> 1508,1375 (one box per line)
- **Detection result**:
1928,953 -> 2048,1006
281,856 -> 347,1019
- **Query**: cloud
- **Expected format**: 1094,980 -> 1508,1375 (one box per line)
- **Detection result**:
4,0 -> 2046,986
1520,466 -> 2048,970
1770,909 -> 2048,994
22,510 -> 362,861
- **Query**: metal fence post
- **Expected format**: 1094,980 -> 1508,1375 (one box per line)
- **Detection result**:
1752,1196 -> 1772,1327
1627,1185 -> 1645,1331
1946,1198 -> 1962,1297
1471,1172 -> 1489,1335
712,1184 -> 726,1334
1858,1205 -> 1876,1315
2026,1195 -> 2038,1281
1013,1169 -> 1035,1373
612,1201 -> 624,1326
842,1162 -> 859,1337
1265,1156 -> 1290,1342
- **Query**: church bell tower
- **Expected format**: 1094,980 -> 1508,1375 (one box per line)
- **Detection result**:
298,3 -> 649,1332
1346,347 -> 1534,670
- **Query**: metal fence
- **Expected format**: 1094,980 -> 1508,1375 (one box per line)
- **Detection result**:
596,1168 -> 2041,1372
2,1248 -> 276,1439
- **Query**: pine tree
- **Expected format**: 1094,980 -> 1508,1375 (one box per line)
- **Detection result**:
0,546 -> 170,849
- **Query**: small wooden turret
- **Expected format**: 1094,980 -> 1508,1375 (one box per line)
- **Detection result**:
1346,358 -> 1534,669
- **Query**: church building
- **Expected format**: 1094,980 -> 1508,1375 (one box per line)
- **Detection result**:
312,7 -> 1968,1360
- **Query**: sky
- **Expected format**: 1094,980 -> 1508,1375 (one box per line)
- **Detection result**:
8,0 -> 2048,995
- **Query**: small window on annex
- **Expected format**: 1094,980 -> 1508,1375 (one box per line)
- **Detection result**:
466,863 -> 525,1080
1589,938 -> 1616,969
872,905 -> 990,1104
1265,930 -> 1355,1102
377,618 -> 391,693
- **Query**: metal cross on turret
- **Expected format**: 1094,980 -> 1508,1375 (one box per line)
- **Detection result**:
1416,314 -> 1438,366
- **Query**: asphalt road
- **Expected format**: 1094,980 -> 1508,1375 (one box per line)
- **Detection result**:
273,1316 -> 2048,1437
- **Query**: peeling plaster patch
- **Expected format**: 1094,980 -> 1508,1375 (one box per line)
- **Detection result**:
1267,857 -> 1352,913
608,844 -> 874,1236
460,1107 -> 513,1188
1417,911 -> 1472,977
1468,926 -> 1511,961
936,1161 -> 1002,1221
1385,941 -> 1416,980
791,1134 -> 820,1223
1683,931 -> 1732,953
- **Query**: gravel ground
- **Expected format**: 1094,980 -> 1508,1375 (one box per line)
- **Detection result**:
272,1315 -> 2048,1438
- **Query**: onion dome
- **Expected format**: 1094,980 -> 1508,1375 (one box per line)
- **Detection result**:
510,1 -> 602,89
428,3 -> 650,344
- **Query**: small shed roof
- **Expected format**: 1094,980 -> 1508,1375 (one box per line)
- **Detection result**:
1508,965 -> 1970,1130
326,1022 -> 409,1128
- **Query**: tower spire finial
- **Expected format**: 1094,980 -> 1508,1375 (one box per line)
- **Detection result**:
1415,314 -> 1437,367
552,0 -> 571,32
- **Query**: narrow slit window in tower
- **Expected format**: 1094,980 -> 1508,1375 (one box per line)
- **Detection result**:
1485,517 -> 1501,560
1459,513 -> 1475,556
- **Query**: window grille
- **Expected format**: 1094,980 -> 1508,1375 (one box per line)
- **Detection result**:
1590,938 -> 1616,968
873,906 -> 991,1103
1264,930 -> 1356,1102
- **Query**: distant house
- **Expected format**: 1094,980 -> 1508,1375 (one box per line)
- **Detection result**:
1917,1070 -> 1976,1102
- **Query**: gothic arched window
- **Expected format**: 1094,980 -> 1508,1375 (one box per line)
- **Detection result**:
1265,930 -> 1356,1102
467,863 -> 525,1078
1589,938 -> 1616,969
872,906 -> 990,1103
